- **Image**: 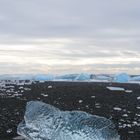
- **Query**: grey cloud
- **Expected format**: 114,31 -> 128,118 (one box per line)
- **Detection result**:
0,0 -> 140,39
0,0 -> 140,74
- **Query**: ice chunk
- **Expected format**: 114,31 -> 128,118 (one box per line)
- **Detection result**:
17,101 -> 120,140
113,73 -> 130,83
107,86 -> 125,91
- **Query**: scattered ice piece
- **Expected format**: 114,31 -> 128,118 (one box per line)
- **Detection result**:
136,114 -> 140,117
78,100 -> 83,103
119,119 -> 125,122
48,85 -> 53,89
41,93 -> 48,97
91,96 -> 95,98
113,107 -> 122,111
19,86 -> 24,89
122,109 -> 126,112
122,124 -> 131,128
137,96 -> 140,100
132,121 -> 138,125
125,90 -> 132,93
128,131 -> 134,134
127,111 -> 131,114
107,86 -> 125,91
7,129 -> 12,133
95,103 -> 100,105
122,114 -> 128,117
17,101 -> 120,140
136,106 -> 140,109
95,105 -> 101,109
24,87 -> 31,91
85,105 -> 89,108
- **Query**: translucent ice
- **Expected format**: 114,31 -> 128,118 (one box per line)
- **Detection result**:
17,101 -> 120,140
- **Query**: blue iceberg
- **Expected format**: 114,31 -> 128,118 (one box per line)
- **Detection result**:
17,101 -> 120,140
113,73 -> 130,83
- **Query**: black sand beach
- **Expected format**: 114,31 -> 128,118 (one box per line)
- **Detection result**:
0,81 -> 140,140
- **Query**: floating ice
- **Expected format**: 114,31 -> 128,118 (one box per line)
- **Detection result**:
17,101 -> 120,140
113,73 -> 130,83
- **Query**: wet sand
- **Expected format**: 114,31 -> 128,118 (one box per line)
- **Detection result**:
0,81 -> 140,140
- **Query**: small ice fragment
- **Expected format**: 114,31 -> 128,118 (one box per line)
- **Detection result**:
137,96 -> 140,100
136,106 -> 140,109
7,129 -> 12,133
122,114 -> 128,117
125,90 -> 132,93
48,85 -> 52,88
91,96 -> 95,98
128,131 -> 134,134
78,100 -> 83,103
41,93 -> 48,97
113,107 -> 122,111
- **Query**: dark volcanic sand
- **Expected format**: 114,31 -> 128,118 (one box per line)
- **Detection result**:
0,81 -> 140,140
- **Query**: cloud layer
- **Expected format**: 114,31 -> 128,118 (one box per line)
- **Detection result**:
0,0 -> 140,74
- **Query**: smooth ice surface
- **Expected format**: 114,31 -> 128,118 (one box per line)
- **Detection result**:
17,101 -> 120,140
113,73 -> 130,83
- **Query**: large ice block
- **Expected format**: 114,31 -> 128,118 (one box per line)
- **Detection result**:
17,101 -> 120,140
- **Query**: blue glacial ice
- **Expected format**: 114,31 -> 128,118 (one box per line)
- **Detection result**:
34,74 -> 54,81
74,73 -> 91,81
113,73 -> 130,83
17,101 -> 120,140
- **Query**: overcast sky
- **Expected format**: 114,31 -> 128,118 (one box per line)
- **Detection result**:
0,0 -> 140,74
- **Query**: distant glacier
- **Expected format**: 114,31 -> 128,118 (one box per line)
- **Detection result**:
0,73 -> 140,83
